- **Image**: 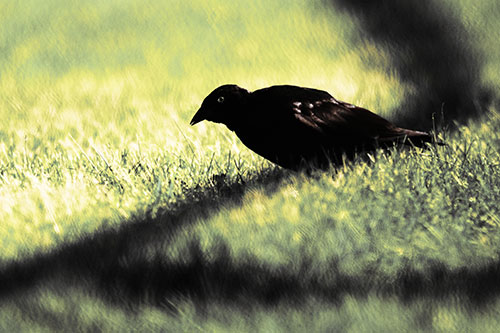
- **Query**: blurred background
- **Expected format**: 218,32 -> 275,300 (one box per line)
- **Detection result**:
2,0 -> 498,146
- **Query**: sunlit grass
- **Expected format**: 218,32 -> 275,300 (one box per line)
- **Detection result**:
0,0 -> 405,261
1,0 -> 500,331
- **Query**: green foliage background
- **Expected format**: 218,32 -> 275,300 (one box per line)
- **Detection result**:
1,0 -> 500,331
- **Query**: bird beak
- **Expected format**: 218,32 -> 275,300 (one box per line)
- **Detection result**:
190,107 -> 206,126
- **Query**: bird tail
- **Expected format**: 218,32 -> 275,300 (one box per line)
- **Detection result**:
379,129 -> 445,147
400,129 -> 446,147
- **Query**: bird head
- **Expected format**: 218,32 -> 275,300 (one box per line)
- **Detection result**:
190,84 -> 250,127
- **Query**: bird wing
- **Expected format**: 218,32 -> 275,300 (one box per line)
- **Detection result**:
295,99 -> 408,142
250,85 -> 430,148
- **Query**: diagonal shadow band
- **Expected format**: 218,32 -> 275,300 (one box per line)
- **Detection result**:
0,168 -> 287,301
91,239 -> 500,312
97,247 -> 500,312
328,0 -> 495,129
1,165 -> 500,310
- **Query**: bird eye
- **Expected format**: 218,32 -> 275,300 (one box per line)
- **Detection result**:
217,96 -> 225,103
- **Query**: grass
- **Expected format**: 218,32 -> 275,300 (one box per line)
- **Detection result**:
1,0 -> 500,331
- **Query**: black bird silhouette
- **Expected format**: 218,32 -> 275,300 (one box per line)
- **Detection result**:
191,84 -> 437,170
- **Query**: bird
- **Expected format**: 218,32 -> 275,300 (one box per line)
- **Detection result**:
190,84 -> 439,170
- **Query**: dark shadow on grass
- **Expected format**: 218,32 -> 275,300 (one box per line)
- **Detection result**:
327,0 -> 494,129
1,162 -> 500,313
0,167 -> 288,301
94,247 -> 500,313
90,242 -> 500,312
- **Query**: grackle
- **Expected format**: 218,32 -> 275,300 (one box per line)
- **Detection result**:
191,84 -> 439,170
